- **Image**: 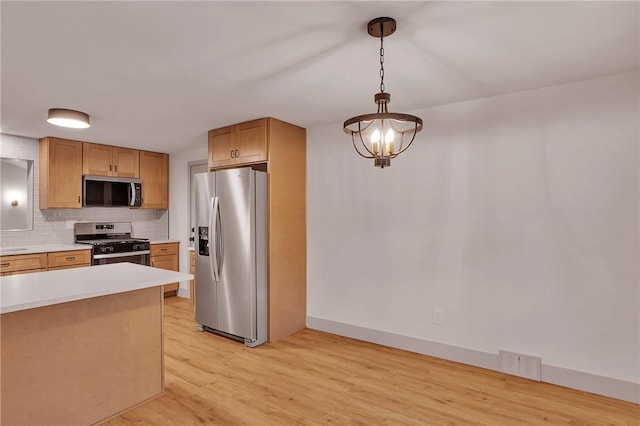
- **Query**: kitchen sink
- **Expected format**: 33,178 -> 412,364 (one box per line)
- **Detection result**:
0,248 -> 28,255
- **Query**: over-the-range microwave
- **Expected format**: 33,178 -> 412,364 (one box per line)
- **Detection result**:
82,175 -> 142,208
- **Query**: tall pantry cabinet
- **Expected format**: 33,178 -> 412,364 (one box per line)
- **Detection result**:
208,117 -> 306,342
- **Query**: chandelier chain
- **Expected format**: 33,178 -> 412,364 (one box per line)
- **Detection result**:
379,33 -> 385,93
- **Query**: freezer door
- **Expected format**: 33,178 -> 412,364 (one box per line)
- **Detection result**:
215,168 -> 256,339
194,171 -> 218,330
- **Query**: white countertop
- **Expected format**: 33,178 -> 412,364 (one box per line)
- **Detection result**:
0,244 -> 91,256
149,239 -> 181,245
0,263 -> 193,314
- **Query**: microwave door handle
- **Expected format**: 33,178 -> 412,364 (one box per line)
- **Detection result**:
209,196 -> 220,282
130,182 -> 135,206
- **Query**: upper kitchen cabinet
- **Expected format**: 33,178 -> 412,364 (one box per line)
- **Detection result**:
39,137 -> 83,209
139,150 -> 169,209
83,142 -> 139,178
208,118 -> 268,169
112,147 -> 139,178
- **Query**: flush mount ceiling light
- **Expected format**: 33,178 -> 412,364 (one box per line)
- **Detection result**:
47,108 -> 91,129
343,17 -> 422,169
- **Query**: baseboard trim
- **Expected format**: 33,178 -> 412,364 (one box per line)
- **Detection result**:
176,287 -> 190,299
306,316 -> 640,404
542,364 -> 639,404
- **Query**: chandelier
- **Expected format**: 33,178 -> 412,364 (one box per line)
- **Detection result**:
343,17 -> 422,168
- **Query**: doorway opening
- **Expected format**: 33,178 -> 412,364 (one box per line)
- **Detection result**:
188,160 -> 208,247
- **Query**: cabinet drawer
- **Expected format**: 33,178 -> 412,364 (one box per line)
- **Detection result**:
150,243 -> 178,257
0,253 -> 47,274
47,250 -> 91,269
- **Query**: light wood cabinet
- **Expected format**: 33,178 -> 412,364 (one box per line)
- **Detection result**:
83,142 -> 139,178
39,137 -> 83,209
139,151 -> 169,209
1,250 -> 91,275
1,285 -> 163,426
208,118 -> 268,169
40,138 -> 168,210
208,117 -> 306,342
112,147 -> 140,178
0,253 -> 47,276
150,242 -> 179,296
47,250 -> 91,270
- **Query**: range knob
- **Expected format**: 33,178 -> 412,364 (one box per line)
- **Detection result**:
100,246 -> 115,254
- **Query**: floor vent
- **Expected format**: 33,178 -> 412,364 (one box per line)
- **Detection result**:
499,350 -> 541,381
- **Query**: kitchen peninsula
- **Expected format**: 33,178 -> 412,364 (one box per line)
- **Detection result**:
0,263 -> 193,425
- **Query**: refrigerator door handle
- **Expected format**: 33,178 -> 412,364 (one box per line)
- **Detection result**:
209,196 -> 220,281
216,198 -> 224,278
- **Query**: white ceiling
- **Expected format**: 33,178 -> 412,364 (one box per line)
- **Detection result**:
2,1 -> 638,154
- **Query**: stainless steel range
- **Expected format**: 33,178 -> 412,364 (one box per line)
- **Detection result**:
74,222 -> 150,266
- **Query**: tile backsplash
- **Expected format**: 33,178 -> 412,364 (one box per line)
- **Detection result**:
0,134 -> 168,247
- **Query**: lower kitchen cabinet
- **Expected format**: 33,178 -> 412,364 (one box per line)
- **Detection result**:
47,250 -> 91,270
0,253 -> 47,276
150,242 -> 179,297
1,250 -> 91,275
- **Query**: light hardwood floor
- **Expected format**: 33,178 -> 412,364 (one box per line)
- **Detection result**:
105,297 -> 639,425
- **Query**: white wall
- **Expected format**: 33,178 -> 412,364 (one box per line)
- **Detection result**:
307,72 -> 639,398
168,145 -> 207,297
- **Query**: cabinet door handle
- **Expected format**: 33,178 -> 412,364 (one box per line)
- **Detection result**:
235,149 -> 239,158
1,262 -> 9,268
115,165 -> 118,172
66,256 -> 76,261
109,164 -> 112,171
230,149 -> 235,159
78,196 -> 81,203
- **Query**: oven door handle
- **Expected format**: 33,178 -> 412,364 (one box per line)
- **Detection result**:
93,250 -> 150,259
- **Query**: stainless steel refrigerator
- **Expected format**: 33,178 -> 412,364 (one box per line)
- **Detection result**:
194,167 -> 268,347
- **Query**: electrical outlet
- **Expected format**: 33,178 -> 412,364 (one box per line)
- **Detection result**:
433,309 -> 444,325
